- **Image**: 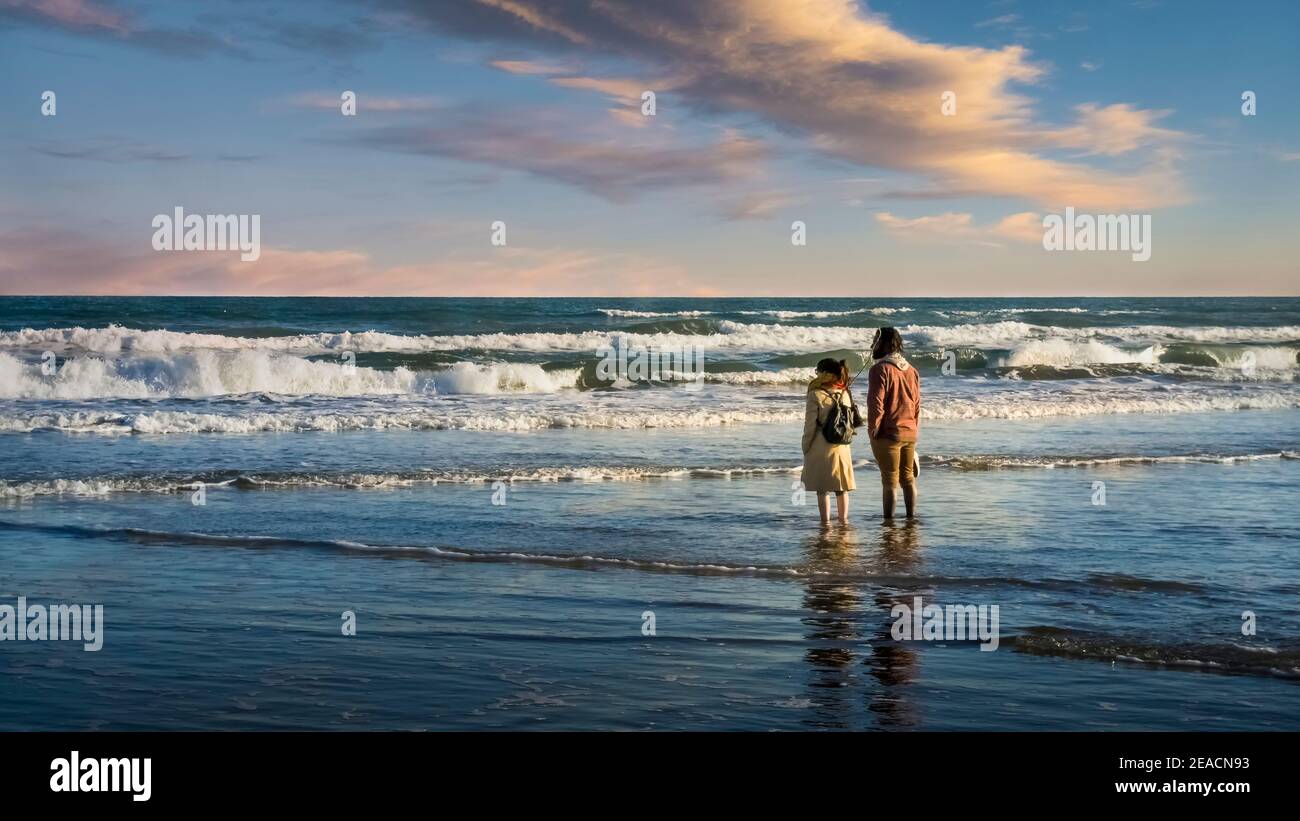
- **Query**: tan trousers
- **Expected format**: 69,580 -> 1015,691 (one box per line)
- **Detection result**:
870,437 -> 916,488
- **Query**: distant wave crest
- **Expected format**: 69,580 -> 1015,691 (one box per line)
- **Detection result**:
5,321 -> 1297,357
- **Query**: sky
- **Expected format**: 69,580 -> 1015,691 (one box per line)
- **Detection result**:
0,0 -> 1297,297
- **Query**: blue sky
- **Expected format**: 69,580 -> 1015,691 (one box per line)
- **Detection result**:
1,0 -> 1297,295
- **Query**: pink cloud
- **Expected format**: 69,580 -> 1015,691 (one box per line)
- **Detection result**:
3,0 -> 130,33
0,228 -> 705,297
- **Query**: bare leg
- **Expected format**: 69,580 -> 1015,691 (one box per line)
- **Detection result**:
817,492 -> 831,524
835,491 -> 849,523
881,485 -> 896,519
901,482 -> 917,518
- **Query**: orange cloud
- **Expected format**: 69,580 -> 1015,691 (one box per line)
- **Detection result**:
436,0 -> 1190,209
1048,103 -> 1184,157
875,210 -> 1043,246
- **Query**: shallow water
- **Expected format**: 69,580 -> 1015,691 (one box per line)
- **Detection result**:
1,297 -> 1297,729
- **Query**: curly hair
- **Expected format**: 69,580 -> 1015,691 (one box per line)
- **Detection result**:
871,327 -> 903,359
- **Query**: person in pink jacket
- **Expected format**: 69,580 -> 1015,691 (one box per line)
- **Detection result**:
866,328 -> 921,519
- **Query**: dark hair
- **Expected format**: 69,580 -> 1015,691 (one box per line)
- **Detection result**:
815,357 -> 849,383
872,327 -> 903,359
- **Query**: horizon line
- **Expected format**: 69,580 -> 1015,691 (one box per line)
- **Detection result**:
2,294 -> 1299,300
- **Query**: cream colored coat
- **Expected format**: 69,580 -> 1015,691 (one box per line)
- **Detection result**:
801,381 -> 857,492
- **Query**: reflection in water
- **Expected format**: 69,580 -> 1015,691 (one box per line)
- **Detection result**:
800,521 -> 924,729
801,525 -> 863,728
867,522 -> 922,727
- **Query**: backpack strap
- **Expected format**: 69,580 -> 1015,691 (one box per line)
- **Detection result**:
845,385 -> 863,427
820,386 -> 854,409
815,387 -> 842,427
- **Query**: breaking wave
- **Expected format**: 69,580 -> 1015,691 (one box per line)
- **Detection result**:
736,307 -> 912,319
598,309 -> 713,318
2,384 -> 1297,434
0,351 -> 580,400
997,340 -> 1165,368
6,321 -> 1297,357
900,321 -> 1300,349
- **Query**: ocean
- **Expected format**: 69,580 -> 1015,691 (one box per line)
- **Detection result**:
1,296 -> 1298,730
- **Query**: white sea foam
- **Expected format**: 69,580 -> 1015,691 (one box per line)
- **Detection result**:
924,451 -> 1300,470
0,351 -> 580,400
4,322 -> 1298,357
738,307 -> 911,319
1204,346 -> 1299,371
3,338 -> 1294,402
926,390 -> 1300,421
9,452 -> 1296,497
0,464 -> 805,497
2,381 -> 1297,435
704,368 -> 815,385
0,322 -> 876,354
0,350 -> 415,399
427,362 -> 580,394
600,307 -> 910,319
598,309 -> 713,318
998,340 -> 1165,368
901,321 -> 1300,349
934,308 -> 1158,318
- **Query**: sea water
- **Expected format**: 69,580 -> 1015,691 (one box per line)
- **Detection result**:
1,296 -> 1297,729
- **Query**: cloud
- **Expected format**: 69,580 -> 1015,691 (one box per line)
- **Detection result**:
1049,103 -> 1181,156
389,0 -> 1189,209
282,92 -> 443,113
547,75 -> 669,126
31,138 -> 189,163
250,17 -> 380,58
0,227 -> 706,296
1060,13 -> 1090,34
548,75 -> 650,106
716,177 -> 880,220
0,0 -> 242,57
425,172 -> 500,188
1,0 -> 129,33
720,191 -> 803,221
488,58 -> 575,75
341,108 -> 764,202
874,210 -> 1042,247
29,138 -> 271,164
976,14 -> 1021,29
490,59 -> 679,125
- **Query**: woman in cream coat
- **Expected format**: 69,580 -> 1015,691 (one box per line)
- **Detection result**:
801,357 -> 857,524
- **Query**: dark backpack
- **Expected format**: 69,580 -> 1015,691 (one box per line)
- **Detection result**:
819,388 -> 860,445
